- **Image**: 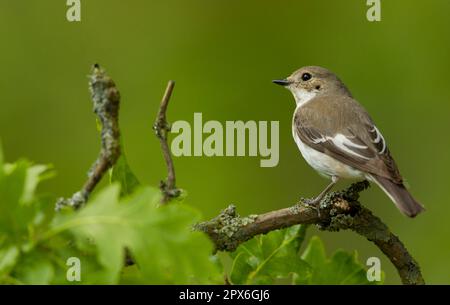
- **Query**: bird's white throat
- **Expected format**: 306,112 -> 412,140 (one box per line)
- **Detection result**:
291,88 -> 317,106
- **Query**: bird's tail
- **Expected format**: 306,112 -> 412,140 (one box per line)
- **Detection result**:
369,174 -> 425,218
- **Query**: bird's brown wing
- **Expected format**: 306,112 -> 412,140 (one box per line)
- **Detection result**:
294,95 -> 403,183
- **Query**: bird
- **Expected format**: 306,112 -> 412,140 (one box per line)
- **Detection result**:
273,66 -> 424,217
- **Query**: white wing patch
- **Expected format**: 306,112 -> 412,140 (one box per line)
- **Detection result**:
370,126 -> 386,154
312,136 -> 327,144
331,134 -> 370,160
309,133 -> 370,160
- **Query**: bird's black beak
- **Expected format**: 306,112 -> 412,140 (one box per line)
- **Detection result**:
272,79 -> 292,86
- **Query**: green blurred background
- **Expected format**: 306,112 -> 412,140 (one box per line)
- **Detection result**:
1,0 -> 449,284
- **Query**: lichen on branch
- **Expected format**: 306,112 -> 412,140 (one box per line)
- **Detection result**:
195,181 -> 425,285
56,64 -> 121,210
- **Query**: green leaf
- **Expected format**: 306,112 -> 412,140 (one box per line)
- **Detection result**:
300,235 -> 326,268
48,184 -> 221,284
21,164 -> 54,205
12,250 -> 54,284
0,152 -> 56,283
110,155 -> 140,196
0,160 -> 54,244
0,245 -> 19,278
230,225 -> 311,284
298,236 -> 380,285
229,252 -> 253,284
0,160 -> 30,240
109,138 -> 140,197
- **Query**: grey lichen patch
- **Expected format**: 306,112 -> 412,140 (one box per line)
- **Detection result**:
319,192 -> 337,209
89,64 -> 121,166
288,204 -> 303,215
289,198 -> 319,214
318,213 -> 355,232
213,206 -> 257,238
55,190 -> 88,211
159,180 -> 182,200
194,205 -> 258,251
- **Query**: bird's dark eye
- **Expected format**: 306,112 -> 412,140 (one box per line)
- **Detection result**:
301,73 -> 312,81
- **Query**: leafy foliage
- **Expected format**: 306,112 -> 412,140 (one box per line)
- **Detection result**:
297,236 -> 380,284
229,229 -> 380,285
0,145 -> 382,285
230,225 -> 311,284
0,147 -> 221,284
51,185 -> 221,284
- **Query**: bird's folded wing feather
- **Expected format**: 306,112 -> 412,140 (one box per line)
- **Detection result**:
294,96 -> 402,183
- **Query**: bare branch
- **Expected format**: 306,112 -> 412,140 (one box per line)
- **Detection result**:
153,80 -> 180,204
195,181 -> 425,285
56,64 -> 121,210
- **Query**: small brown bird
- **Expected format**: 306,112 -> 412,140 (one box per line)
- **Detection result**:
273,66 -> 424,217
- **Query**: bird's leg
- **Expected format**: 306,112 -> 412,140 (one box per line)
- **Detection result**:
303,176 -> 339,209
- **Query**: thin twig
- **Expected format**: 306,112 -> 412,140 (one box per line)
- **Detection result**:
195,181 -> 424,285
153,80 -> 180,204
56,64 -> 121,210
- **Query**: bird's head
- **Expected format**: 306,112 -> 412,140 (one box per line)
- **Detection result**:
273,66 -> 351,105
